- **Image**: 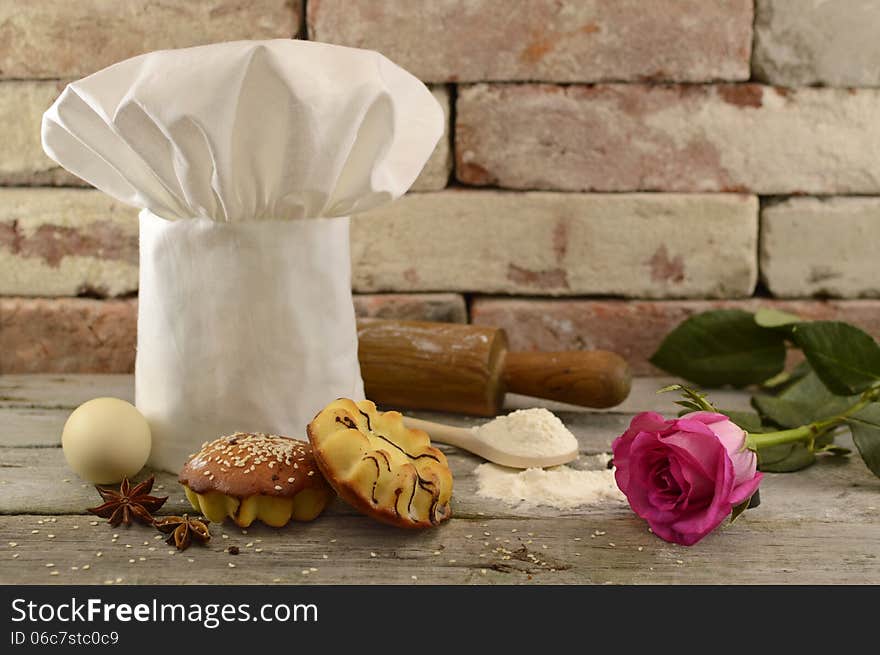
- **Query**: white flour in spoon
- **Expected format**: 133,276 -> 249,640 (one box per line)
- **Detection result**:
471,408 -> 578,458
472,409 -> 623,509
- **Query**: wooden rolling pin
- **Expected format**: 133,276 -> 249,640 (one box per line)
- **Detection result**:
357,319 -> 631,416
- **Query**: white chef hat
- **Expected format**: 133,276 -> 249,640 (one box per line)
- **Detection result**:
42,39 -> 443,222
41,40 -> 443,471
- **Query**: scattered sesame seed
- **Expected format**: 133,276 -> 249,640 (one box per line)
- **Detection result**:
481,569 -> 487,575
370,552 -> 377,558
8,542 -> 16,547
45,563 -> 54,568
47,534 -> 55,539
228,563 -> 236,568
138,557 -> 146,562
322,554 -> 328,559
274,485 -> 282,491
11,554 -> 19,559
676,560 -> 684,565
129,559 -> 135,563
288,477 -> 295,483
90,521 -> 98,526
273,578 -> 281,583
255,548 -> 263,553
310,567 -> 317,572
433,551 -> 441,555
30,530 -> 38,534
82,565 -> 90,570
49,571 -> 59,576
301,570 -> 310,575
411,575 -> 418,580
96,552 -> 102,557
638,546 -> 644,552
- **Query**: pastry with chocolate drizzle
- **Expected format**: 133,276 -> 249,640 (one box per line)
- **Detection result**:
307,399 -> 453,529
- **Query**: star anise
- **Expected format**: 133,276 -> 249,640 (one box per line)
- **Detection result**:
154,514 -> 211,551
87,475 -> 168,527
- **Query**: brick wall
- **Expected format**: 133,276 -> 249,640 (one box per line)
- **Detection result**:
2,1 -> 880,375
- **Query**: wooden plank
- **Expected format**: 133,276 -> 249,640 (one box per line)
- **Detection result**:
0,374 -> 754,413
2,438 -> 879,523
0,375 -> 133,409
1,407 -> 67,447
1,513 -> 878,585
0,406 -> 632,452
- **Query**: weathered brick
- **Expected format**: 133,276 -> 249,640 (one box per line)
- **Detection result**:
351,191 -> 757,298
761,197 -> 880,299
309,0 -> 752,82
0,189 -> 139,298
0,294 -> 469,373
456,83 -> 880,194
0,81 -> 85,185
754,0 -> 880,87
410,86 -> 451,191
0,297 -> 137,374
353,293 -> 467,323
0,0 -> 299,79
471,298 -> 880,375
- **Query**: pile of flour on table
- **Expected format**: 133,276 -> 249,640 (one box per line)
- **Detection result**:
472,408 -> 623,509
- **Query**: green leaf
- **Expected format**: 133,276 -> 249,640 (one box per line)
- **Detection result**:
650,310 -> 787,387
752,370 -> 858,428
814,444 -> 851,457
754,308 -> 803,329
757,442 -> 816,473
730,489 -> 760,523
791,321 -> 880,395
729,502 -> 748,523
846,403 -> 880,478
761,360 -> 811,391
719,410 -> 766,434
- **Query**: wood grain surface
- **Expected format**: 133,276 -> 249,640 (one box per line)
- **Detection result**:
1,375 -> 878,584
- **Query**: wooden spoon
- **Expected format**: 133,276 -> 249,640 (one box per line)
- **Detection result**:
403,416 -> 579,470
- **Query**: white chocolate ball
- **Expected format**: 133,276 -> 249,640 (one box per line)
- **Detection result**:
61,398 -> 152,484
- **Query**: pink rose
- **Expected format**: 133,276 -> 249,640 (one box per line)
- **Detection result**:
612,411 -> 762,546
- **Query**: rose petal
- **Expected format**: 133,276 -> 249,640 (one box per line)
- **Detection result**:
668,449 -> 735,538
662,428 -> 722,480
729,471 -> 763,507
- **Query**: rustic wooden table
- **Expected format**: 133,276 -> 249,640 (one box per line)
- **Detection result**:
1,375 -> 878,585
